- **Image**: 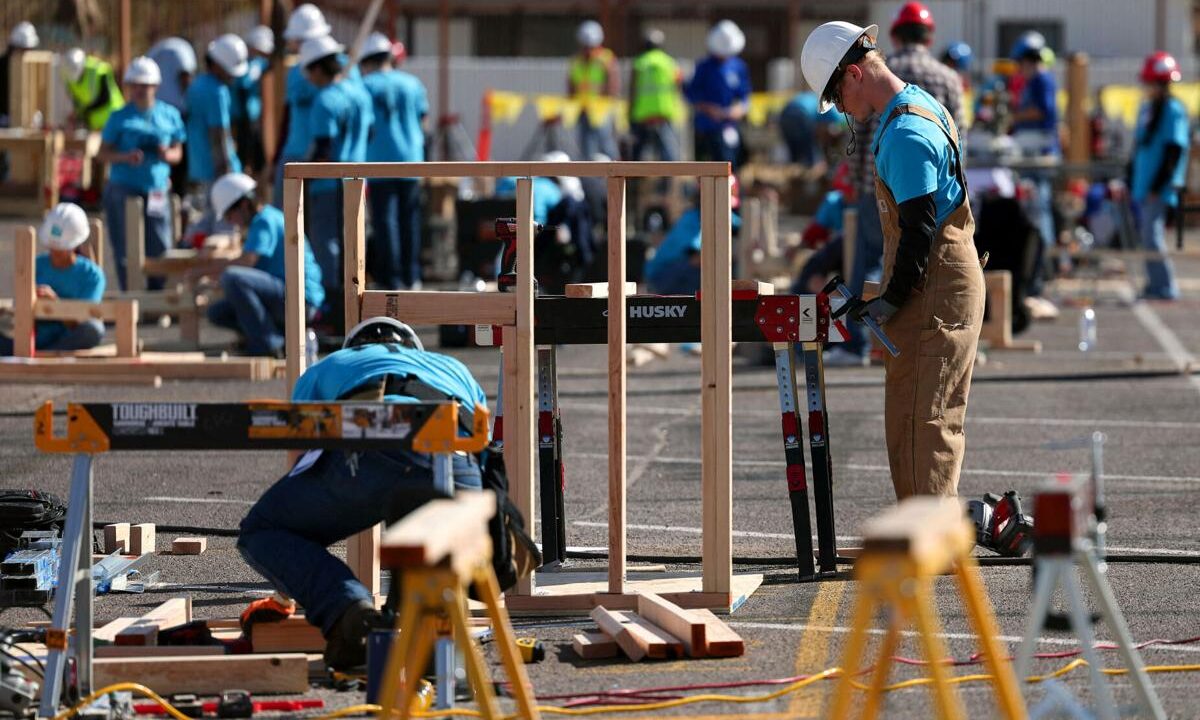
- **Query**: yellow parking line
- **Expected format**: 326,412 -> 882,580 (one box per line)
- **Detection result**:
788,580 -> 847,718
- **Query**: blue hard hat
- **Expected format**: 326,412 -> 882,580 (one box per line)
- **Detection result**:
1010,31 -> 1046,61
943,41 -> 972,70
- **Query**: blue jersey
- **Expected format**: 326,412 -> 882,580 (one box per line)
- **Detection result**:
185,73 -> 241,182
363,69 -> 428,163
308,77 -> 374,195
101,101 -> 185,193
292,343 -> 488,424
239,205 -> 325,309
231,56 -> 268,123
281,64 -> 318,160
685,56 -> 750,133
35,254 -> 105,347
1013,69 -> 1059,153
1132,96 -> 1191,207
872,84 -> 965,226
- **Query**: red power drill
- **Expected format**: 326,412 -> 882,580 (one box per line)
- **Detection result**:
494,217 -> 560,293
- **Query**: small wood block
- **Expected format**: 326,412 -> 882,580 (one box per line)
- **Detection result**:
95,617 -> 139,643
564,282 -> 637,298
590,607 -> 683,661
691,609 -> 745,657
863,281 -> 881,301
637,592 -> 707,657
572,632 -> 618,660
250,616 -> 325,653
730,279 -> 774,295
129,523 -> 156,555
103,523 -> 129,554
114,597 -> 192,646
171,537 -> 206,555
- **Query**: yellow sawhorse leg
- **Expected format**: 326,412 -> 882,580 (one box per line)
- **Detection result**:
905,575 -> 966,720
830,576 -> 881,720
955,557 -> 1027,720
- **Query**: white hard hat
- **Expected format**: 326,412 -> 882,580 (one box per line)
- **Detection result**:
577,20 -> 604,48
284,3 -> 331,42
246,25 -> 275,55
123,56 -> 162,85
38,203 -> 90,251
9,21 -> 38,50
801,21 -> 879,113
358,31 -> 393,61
299,35 -> 344,69
541,150 -> 570,163
208,33 -> 249,78
61,48 -> 86,83
707,20 -> 745,58
210,172 -> 257,220
343,316 -> 424,351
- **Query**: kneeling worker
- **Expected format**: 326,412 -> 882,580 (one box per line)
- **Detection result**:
199,172 -> 324,356
1,203 -> 105,356
801,22 -> 984,500
238,317 -> 495,669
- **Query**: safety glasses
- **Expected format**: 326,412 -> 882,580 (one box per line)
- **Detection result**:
823,38 -> 877,109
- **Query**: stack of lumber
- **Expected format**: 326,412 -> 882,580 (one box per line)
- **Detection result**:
573,592 -> 744,662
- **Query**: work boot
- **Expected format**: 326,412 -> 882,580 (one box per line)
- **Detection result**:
324,600 -> 384,671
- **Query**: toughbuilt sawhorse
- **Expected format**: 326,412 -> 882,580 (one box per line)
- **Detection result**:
31,400 -> 487,717
479,276 -> 891,580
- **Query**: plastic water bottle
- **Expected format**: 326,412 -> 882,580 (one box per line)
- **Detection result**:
1078,307 -> 1097,352
306,329 -> 319,366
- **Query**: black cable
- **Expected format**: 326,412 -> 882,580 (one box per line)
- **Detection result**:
92,522 -> 239,538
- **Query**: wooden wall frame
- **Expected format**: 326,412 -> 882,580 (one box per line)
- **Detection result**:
282,161 -> 740,611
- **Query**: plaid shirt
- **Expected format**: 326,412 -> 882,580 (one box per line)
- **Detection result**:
851,45 -> 966,198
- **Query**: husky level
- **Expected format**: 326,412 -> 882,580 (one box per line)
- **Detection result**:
31,400 -> 488,718
481,275 -> 873,581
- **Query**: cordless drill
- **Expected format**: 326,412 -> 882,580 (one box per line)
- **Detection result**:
494,217 -> 559,293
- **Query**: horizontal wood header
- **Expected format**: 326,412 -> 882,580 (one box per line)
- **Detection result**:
284,160 -> 731,180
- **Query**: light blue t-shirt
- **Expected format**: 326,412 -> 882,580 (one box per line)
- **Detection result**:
185,73 -> 241,183
292,343 -> 488,424
34,254 -> 105,347
813,190 -> 845,231
363,69 -> 428,163
231,56 -> 269,123
281,64 -> 318,160
494,176 -> 563,224
1132,96 -> 1191,207
308,77 -> 374,195
101,101 -> 185,193
872,84 -> 965,226
644,207 -> 742,284
238,205 -> 325,309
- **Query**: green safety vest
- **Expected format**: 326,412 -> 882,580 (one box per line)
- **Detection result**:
631,48 -> 680,123
569,48 -> 614,98
66,57 -> 125,131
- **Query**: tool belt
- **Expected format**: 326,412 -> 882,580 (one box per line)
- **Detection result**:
339,374 -> 474,436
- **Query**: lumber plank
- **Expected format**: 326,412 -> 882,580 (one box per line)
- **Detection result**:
126,195 -> 146,292
13,226 -> 35,358
590,606 -> 645,661
360,290 -> 516,327
95,645 -> 224,658
283,176 -> 306,397
114,299 -> 138,357
140,248 -> 241,276
250,617 -> 324,653
33,299 -> 127,322
85,218 -> 105,274
637,592 -> 706,657
607,176 -> 627,596
171,537 -> 207,555
95,617 -> 140,644
284,160 -> 730,180
0,357 -> 278,381
114,598 -> 191,646
93,654 -> 308,694
103,524 -> 129,554
379,493 -> 496,568
691,609 -> 745,657
730,279 -> 774,295
564,282 -> 637,298
509,177 -> 537,597
0,372 -> 162,387
615,610 -> 684,660
572,632 -> 618,660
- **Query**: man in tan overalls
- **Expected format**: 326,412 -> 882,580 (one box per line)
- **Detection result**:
801,21 -> 985,500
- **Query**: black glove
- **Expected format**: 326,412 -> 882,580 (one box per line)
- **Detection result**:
845,297 -> 898,325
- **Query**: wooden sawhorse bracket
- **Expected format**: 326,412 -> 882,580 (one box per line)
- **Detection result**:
0,128 -> 61,215
830,497 -> 1026,720
281,161 -> 738,612
981,270 -> 1041,353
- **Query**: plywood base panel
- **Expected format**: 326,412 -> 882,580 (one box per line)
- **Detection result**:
503,572 -> 762,616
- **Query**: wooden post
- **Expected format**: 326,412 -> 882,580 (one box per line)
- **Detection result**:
118,0 -> 132,82
45,131 -> 63,210
700,175 -> 733,596
125,196 -> 146,292
607,176 -> 627,595
341,177 -> 379,597
1066,53 -> 1090,180
504,177 -> 537,596
115,300 -> 138,358
14,227 -> 37,358
842,206 -> 857,288
259,0 -> 276,164
283,177 -> 306,396
86,218 -> 105,276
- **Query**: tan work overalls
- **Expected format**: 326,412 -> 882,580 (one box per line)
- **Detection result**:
874,102 -> 985,500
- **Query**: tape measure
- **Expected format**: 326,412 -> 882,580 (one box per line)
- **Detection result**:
516,637 -> 545,663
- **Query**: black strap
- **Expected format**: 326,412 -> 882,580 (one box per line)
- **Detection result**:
873,99 -> 968,195
339,374 -> 475,436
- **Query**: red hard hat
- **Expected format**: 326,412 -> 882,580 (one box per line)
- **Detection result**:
1140,51 -> 1180,84
891,2 -> 935,33
391,41 -> 407,66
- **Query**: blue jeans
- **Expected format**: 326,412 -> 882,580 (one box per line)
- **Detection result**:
778,105 -> 819,166
0,319 -> 104,356
631,121 -> 679,162
103,182 -> 172,291
1024,173 -> 1056,297
367,179 -> 422,289
693,127 -> 742,169
207,266 -> 293,355
238,449 -> 482,634
1137,195 -> 1179,299
578,114 -> 617,159
308,188 -> 344,303
271,154 -> 301,209
844,192 -> 885,357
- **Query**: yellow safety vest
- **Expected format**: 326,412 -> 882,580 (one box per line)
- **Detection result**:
631,48 -> 680,123
67,57 -> 126,131
569,48 -> 614,98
